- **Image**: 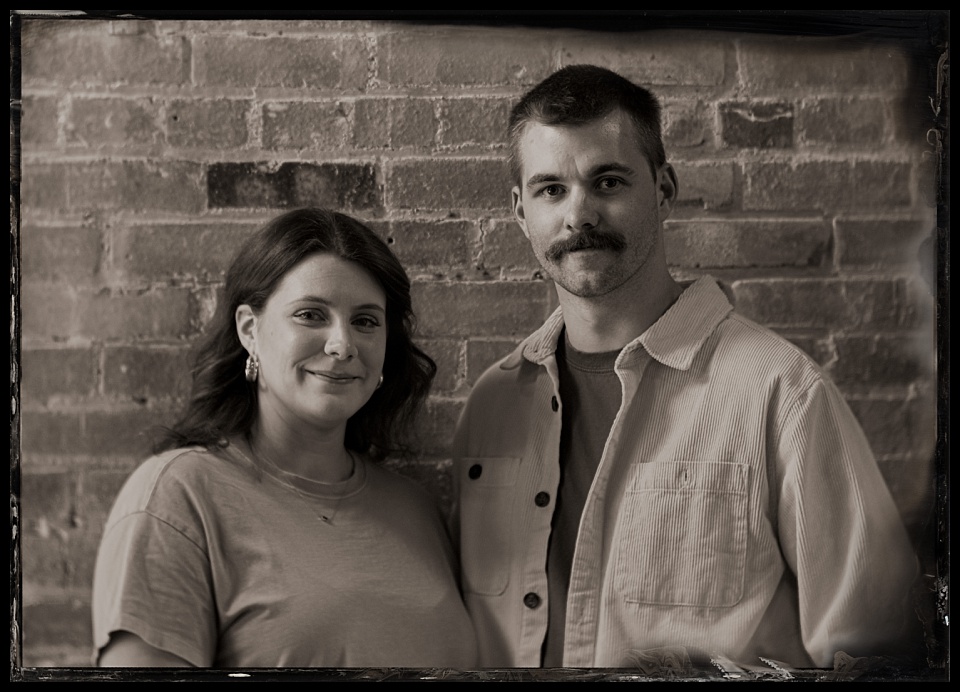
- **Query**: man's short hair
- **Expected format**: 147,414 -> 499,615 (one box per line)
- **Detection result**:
508,64 -> 666,184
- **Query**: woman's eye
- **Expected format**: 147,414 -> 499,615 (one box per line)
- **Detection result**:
354,316 -> 381,330
294,309 -> 324,322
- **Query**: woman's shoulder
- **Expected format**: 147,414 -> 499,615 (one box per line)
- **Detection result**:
363,459 -> 445,515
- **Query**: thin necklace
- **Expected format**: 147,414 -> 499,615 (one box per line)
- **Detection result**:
233,439 -> 356,525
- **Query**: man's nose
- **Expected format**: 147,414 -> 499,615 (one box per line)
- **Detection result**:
324,324 -> 357,360
564,189 -> 599,230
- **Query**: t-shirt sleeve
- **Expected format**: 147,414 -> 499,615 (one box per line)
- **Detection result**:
91,506 -> 218,667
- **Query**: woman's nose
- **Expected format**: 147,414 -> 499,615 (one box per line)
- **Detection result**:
324,327 -> 357,360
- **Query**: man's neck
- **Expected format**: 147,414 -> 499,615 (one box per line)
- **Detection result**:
557,269 -> 682,354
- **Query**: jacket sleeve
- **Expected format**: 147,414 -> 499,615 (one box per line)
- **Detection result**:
773,376 -> 920,667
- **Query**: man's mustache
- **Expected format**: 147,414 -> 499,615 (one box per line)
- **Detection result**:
545,229 -> 627,262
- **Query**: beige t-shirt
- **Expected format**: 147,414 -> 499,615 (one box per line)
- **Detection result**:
92,444 -> 478,668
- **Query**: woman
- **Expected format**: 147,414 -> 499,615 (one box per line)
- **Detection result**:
91,208 -> 478,668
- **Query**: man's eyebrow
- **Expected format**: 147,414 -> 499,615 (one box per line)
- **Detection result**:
524,172 -> 560,189
524,163 -> 637,190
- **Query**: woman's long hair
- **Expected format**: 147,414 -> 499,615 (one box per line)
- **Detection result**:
153,208 -> 436,462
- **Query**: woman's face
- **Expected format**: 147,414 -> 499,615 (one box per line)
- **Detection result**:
236,253 -> 388,438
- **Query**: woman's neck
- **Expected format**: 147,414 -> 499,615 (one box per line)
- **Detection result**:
244,418 -> 355,484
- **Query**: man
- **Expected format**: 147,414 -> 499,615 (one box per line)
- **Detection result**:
451,65 -> 919,669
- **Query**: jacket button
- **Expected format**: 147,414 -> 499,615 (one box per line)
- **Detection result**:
468,464 -> 482,480
523,592 -> 541,609
551,396 -> 559,412
535,491 -> 550,507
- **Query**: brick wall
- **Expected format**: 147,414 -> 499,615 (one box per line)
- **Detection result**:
13,13 -> 947,669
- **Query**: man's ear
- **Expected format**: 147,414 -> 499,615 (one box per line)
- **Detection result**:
657,163 -> 679,222
511,185 -> 530,239
235,304 -> 258,354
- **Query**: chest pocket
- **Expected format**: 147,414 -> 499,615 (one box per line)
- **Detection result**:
459,457 -> 521,596
614,461 -> 749,608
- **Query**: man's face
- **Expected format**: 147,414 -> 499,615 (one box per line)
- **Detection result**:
511,108 -> 676,299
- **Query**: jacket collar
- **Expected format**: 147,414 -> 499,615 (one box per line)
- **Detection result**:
501,276 -> 734,372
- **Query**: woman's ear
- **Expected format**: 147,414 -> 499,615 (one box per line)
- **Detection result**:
235,305 -> 257,354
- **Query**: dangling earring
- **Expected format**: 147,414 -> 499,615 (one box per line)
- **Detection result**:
245,354 -> 260,382
376,374 -> 384,390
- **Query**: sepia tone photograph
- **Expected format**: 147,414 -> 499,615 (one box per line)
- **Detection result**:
11,10 -> 948,682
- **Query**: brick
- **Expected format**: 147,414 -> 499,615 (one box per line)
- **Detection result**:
21,348 -> 98,405
263,101 -> 350,150
420,339 -> 463,393
479,217 -> 542,278
53,161 -> 206,213
20,19 -> 188,86
852,161 -> 913,207
664,220 -> 831,268
466,338 -> 524,386
672,162 -> 734,210
115,222 -> 257,281
847,394 -> 938,458
167,98 -> 250,149
21,601 -> 92,657
194,35 -> 366,90
208,162 -> 381,212
744,161 -> 846,212
439,98 -> 512,148
355,98 -> 438,150
371,219 -> 472,271
836,218 -> 933,268
66,97 -> 161,148
103,346 -> 193,402
663,101 -> 711,149
383,28 -> 552,86
415,397 -> 464,457
21,225 -> 101,283
21,94 -> 60,148
561,33 -> 726,86
387,158 -> 511,211
739,38 -> 910,93
413,280 -> 549,338
20,163 -> 68,210
720,101 -> 794,149
731,278 -> 908,330
22,285 -> 195,340
798,97 -> 886,146
830,335 -> 935,387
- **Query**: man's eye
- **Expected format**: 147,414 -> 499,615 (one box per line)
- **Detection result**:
598,178 -> 622,190
540,185 -> 563,197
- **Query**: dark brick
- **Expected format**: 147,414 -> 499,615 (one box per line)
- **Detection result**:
439,98 -> 512,148
194,35 -> 366,90
21,600 -> 93,660
480,217 -> 542,278
115,222 -> 257,282
21,225 -> 101,283
413,280 -> 549,338
387,158 -> 511,211
373,219 -> 472,271
731,278 -> 908,330
167,98 -> 251,149
22,285 -> 194,340
798,97 -> 886,146
837,218 -> 933,269
384,29 -> 552,86
21,19 -> 188,86
21,348 -> 98,405
103,346 -> 194,401
830,335 -> 935,387
66,96 -> 161,148
720,101 -> 794,149
420,339 -> 463,393
561,33 -> 726,86
664,220 -> 831,268
664,101 -> 711,149
739,39 -> 910,92
848,393 -> 938,458
262,101 -> 350,150
673,162 -> 734,210
21,94 -> 60,148
208,162 -> 381,212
